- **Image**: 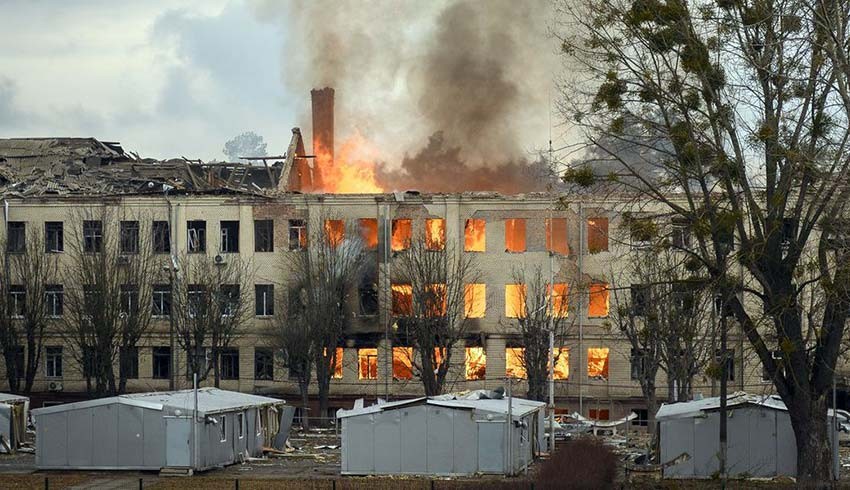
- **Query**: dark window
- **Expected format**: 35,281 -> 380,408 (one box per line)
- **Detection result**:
6,222 -> 25,253
83,220 -> 103,253
254,348 -> 274,381
45,346 -> 62,377
715,349 -> 735,381
11,346 -> 23,379
630,218 -> 656,246
630,284 -> 649,316
673,283 -> 696,314
359,282 -> 379,316
289,219 -> 306,251
188,285 -> 207,318
83,285 -> 98,312
82,346 -> 97,378
631,409 -> 649,427
254,220 -> 274,252
255,284 -> 274,316
45,285 -> 64,317
630,348 -> 646,380
219,284 -> 240,317
220,348 -> 239,380
153,221 -> 171,253
120,284 -> 139,315
120,221 -> 140,254
153,284 -> 172,316
671,218 -> 691,249
120,346 -> 139,379
8,285 -> 25,317
781,218 -> 797,249
45,222 -> 64,253
220,221 -> 239,253
152,347 -> 171,380
187,220 -> 206,253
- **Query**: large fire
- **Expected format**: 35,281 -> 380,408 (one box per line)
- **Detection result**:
314,132 -> 384,194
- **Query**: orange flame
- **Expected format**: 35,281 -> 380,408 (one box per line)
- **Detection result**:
464,219 -> 486,252
425,218 -> 446,250
314,131 -> 384,194
391,219 -> 411,251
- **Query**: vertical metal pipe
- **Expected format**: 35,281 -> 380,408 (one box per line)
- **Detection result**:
193,371 -> 198,472
577,202 -> 584,415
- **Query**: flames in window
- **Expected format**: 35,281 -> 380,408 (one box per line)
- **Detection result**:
391,219 -> 411,251
546,218 -> 569,255
505,347 -> 526,378
425,283 -> 447,317
358,348 -> 378,380
392,347 -> 413,380
359,218 -> 378,249
324,219 -> 344,248
505,284 -> 527,318
425,218 -> 446,251
587,347 -> 609,379
550,283 -> 569,318
465,347 -> 486,380
588,282 -> 609,317
554,347 -> 569,380
505,218 -> 526,252
464,284 -> 486,318
464,219 -> 486,252
587,217 -> 609,253
324,347 -> 344,379
391,284 -> 413,316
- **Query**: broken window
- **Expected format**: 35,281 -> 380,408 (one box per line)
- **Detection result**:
391,219 -> 411,251
45,222 -> 64,253
83,220 -> 103,253
588,282 -> 609,318
254,220 -> 274,252
45,346 -> 62,378
550,283 -> 569,317
505,347 -> 527,378
120,221 -> 139,254
220,221 -> 240,253
45,284 -> 63,317
220,348 -> 239,380
152,221 -> 170,254
504,218 -> 526,252
8,285 -> 25,318
464,219 -> 486,252
120,347 -> 139,380
671,218 -> 691,249
152,284 -> 171,317
255,284 -> 274,316
324,219 -> 344,248
359,218 -> 378,249
464,283 -> 486,318
152,346 -> 171,380
587,347 -> 609,379
554,347 -> 570,380
6,222 -> 25,253
589,409 -> 610,421
120,284 -> 139,315
358,348 -> 378,380
219,284 -> 240,317
391,283 -> 413,316
630,284 -> 649,316
188,285 -> 207,318
505,284 -> 527,318
465,346 -> 486,380
254,348 -> 274,381
359,281 -> 379,316
425,283 -> 447,317
425,218 -> 446,251
187,220 -> 206,253
392,346 -> 414,380
546,218 -> 569,255
587,217 -> 608,253
289,219 -> 307,250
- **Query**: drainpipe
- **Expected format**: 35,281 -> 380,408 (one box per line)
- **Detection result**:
165,192 -> 178,390
577,201 -> 584,416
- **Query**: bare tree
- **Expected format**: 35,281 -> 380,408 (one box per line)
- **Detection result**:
272,286 -> 313,429
284,216 -> 364,422
392,236 -> 481,396
62,208 -> 158,396
0,228 -> 60,394
558,0 -> 850,480
172,255 -> 254,387
502,265 -> 573,402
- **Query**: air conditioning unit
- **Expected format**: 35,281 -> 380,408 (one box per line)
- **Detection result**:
117,255 -> 130,265
214,254 -> 225,264
48,381 -> 63,392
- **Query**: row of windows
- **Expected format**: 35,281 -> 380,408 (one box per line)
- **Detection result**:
5,216 -> 613,255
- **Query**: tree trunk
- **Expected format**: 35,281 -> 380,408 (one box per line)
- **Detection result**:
299,380 -> 310,430
24,333 -> 39,394
2,347 -> 20,393
791,396 -> 833,483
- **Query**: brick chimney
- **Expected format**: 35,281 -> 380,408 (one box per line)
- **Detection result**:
311,87 -> 334,164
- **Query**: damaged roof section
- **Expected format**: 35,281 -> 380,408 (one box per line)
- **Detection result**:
0,137 -> 294,198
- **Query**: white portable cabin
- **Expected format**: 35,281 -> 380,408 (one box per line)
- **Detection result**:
0,393 -> 29,453
657,393 -> 845,479
338,393 -> 546,476
32,388 -> 286,471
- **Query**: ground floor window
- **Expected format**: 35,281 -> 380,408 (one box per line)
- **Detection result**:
220,348 -> 240,380
358,348 -> 378,380
152,347 -> 171,380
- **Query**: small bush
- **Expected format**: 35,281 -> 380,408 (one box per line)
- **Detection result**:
536,437 -> 618,490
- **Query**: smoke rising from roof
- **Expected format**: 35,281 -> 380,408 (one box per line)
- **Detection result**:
252,0 -> 560,193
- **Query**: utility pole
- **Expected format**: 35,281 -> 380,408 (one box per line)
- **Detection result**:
548,244 -> 556,454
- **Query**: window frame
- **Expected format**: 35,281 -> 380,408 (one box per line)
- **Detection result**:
187,220 -> 206,254
220,348 -> 240,380
254,348 -> 274,381
6,222 -> 26,254
255,284 -> 274,317
82,220 -> 103,253
152,346 -> 171,380
254,219 -> 274,252
45,346 -> 63,378
45,221 -> 64,253
220,220 -> 240,254
152,221 -> 171,254
119,220 -> 140,254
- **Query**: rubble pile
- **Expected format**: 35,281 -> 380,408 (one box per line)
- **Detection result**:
0,137 -> 283,197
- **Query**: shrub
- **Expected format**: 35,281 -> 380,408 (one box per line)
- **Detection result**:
535,437 -> 618,490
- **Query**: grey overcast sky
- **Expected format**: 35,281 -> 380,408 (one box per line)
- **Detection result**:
0,0 -> 297,161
